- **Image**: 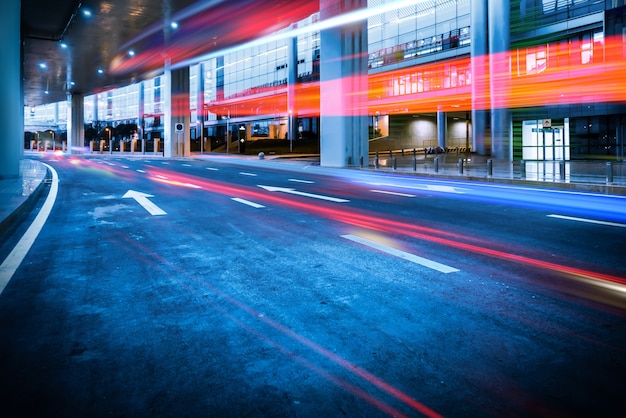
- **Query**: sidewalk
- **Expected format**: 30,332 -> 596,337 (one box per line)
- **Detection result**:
0,159 -> 48,236
360,152 -> 626,195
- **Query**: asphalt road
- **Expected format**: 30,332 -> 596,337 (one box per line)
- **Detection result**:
1,154 -> 625,418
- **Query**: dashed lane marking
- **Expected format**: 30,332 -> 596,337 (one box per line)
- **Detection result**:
370,189 -> 416,197
231,198 -> 265,208
341,234 -> 459,274
547,214 -> 626,228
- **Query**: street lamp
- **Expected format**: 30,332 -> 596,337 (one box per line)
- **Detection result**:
48,130 -> 55,151
104,127 -> 112,154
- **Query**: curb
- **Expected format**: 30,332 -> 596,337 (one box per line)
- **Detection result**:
0,164 -> 50,239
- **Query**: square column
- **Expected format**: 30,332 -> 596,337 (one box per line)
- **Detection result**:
319,0 -> 368,167
163,65 -> 190,158
0,0 -> 22,178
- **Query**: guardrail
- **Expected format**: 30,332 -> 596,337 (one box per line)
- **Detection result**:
366,151 -> 625,186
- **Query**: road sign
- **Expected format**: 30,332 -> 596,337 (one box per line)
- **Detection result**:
542,119 -> 552,128
175,123 -> 184,133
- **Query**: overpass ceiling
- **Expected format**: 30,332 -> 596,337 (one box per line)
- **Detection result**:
21,0 -> 318,108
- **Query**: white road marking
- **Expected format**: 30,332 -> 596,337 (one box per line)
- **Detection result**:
182,164 -> 192,167
231,198 -> 265,208
341,234 -> 459,274
288,178 -> 314,184
367,182 -> 467,194
258,185 -> 349,203
122,190 -> 167,216
0,163 -> 59,295
370,189 -> 416,197
206,167 -> 219,171
240,172 -> 257,176
547,214 -> 626,228
136,169 -> 146,173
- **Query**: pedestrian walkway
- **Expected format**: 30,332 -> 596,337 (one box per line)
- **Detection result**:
362,151 -> 626,195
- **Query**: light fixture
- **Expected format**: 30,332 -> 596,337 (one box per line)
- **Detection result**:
38,62 -> 47,69
128,50 -> 135,57
82,8 -> 92,18
170,22 -> 179,30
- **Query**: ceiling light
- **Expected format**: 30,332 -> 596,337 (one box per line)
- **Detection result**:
82,8 -> 92,18
170,22 -> 179,30
97,68 -> 105,74
128,50 -> 135,57
38,62 -> 47,69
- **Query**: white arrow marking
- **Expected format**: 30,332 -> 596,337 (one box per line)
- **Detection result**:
366,182 -> 466,194
122,190 -> 167,216
258,185 -> 349,203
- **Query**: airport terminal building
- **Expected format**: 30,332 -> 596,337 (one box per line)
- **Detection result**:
23,0 -> 626,166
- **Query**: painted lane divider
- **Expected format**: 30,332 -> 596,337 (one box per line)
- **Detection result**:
288,178 -> 314,184
231,198 -> 265,208
341,234 -> 459,274
547,214 -> 626,228
122,190 -> 166,216
258,185 -> 349,203
370,189 -> 416,197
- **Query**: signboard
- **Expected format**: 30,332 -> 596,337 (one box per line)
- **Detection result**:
542,119 -> 552,128
175,123 -> 184,133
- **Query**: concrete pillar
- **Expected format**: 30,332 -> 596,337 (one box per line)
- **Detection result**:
470,0 -> 489,155
319,0 -> 368,167
68,94 -> 85,153
437,111 -> 446,149
138,81 -> 145,154
163,64 -> 190,157
0,0 -> 22,178
488,0 -> 512,160
287,31 -> 298,144
196,63 -> 205,152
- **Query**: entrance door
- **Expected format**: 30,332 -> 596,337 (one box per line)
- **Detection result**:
522,120 -> 570,161
544,127 -> 565,160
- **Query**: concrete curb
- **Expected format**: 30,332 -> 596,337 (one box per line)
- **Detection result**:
0,163 -> 50,238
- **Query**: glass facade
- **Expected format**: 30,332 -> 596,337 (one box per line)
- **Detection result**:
23,0 -> 626,161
